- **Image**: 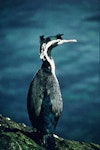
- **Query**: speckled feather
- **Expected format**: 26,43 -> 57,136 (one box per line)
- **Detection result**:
27,68 -> 63,134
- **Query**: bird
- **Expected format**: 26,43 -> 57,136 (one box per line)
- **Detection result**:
27,34 -> 77,149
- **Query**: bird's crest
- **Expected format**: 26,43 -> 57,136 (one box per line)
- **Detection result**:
40,34 -> 64,44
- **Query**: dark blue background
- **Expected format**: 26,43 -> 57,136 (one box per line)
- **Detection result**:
0,0 -> 100,144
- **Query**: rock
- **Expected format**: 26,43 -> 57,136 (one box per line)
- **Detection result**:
0,114 -> 100,150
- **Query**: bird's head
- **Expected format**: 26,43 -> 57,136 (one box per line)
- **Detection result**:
40,34 -> 77,61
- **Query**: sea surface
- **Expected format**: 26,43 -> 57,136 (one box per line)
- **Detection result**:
0,0 -> 100,144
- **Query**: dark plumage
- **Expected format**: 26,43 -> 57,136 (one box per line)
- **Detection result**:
27,68 -> 62,149
27,34 -> 77,149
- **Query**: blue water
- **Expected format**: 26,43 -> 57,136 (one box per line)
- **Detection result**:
0,0 -> 100,144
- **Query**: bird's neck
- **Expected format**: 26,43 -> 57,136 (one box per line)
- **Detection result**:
42,58 -> 56,77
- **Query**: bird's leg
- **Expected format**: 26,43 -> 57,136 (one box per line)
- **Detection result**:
41,134 -> 55,150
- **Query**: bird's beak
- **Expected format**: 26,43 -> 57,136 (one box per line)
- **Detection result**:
57,39 -> 77,45
46,39 -> 77,49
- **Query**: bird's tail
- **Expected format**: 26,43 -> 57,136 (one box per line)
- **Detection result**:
41,134 -> 55,150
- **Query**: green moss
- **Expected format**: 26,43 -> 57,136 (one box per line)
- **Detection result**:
0,114 -> 100,150
0,131 -> 44,150
55,138 -> 100,150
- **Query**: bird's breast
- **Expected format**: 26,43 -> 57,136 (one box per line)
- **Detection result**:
28,68 -> 63,118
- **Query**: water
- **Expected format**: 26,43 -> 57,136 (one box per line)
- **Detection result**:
0,0 -> 100,144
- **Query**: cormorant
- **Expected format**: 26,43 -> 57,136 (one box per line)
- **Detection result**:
27,34 -> 77,149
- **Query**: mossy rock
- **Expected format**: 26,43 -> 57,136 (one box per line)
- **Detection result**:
0,114 -> 100,150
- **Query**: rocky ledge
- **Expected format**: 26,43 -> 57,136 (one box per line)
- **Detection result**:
0,114 -> 100,150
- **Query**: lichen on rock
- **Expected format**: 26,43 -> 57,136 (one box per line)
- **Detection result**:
0,114 -> 100,150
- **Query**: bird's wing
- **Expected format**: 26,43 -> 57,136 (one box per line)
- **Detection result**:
46,75 -> 63,118
27,71 -> 44,117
